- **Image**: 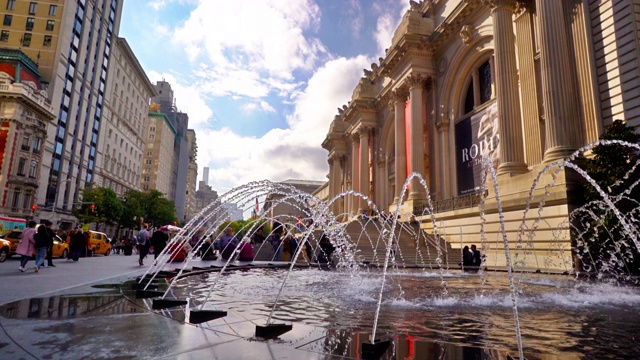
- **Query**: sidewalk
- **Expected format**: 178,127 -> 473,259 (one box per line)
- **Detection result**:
0,253 -> 149,305
0,253 -> 334,359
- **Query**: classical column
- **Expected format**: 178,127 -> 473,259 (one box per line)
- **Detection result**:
514,3 -> 543,166
392,89 -> 408,205
350,134 -> 360,215
435,119 -> 450,199
328,154 -> 337,214
408,75 -> 427,201
358,126 -> 371,211
490,0 -> 528,175
536,0 -> 581,162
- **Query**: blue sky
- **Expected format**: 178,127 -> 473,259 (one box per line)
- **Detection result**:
120,0 -> 407,195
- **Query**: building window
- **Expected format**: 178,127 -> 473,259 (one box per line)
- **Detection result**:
145,159 -> 152,165
43,35 -> 52,47
0,30 -> 8,42
150,126 -> 156,132
21,135 -> 30,151
461,59 -> 494,116
17,158 -> 26,176
25,17 -> 34,31
148,134 -> 154,141
143,176 -> 150,182
28,2 -> 36,15
48,4 -> 57,16
11,190 -> 20,210
6,0 -> 15,11
46,20 -> 54,31
22,193 -> 32,210
3,14 -> 12,26
29,161 -> 37,178
22,33 -> 31,47
32,137 -> 41,154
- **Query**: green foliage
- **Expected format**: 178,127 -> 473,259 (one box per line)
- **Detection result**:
217,219 -> 267,239
576,120 -> 640,275
74,186 -> 177,231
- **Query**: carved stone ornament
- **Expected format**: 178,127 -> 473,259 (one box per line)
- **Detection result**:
436,56 -> 448,77
459,24 -> 474,45
409,0 -> 423,11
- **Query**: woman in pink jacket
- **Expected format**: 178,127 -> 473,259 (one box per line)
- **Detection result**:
16,221 -> 37,272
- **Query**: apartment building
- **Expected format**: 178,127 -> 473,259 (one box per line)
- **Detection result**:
141,111 -> 176,198
95,37 -> 156,196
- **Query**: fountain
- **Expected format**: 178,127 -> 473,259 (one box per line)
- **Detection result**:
2,141 -> 639,359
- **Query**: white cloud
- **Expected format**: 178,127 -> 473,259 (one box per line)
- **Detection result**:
193,56 -> 371,195
146,71 -> 214,127
172,0 -> 328,101
372,0 -> 408,56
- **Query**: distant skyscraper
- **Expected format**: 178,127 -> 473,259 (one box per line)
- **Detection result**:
203,167 -> 209,186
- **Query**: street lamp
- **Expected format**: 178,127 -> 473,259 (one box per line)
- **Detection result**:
52,178 -> 73,217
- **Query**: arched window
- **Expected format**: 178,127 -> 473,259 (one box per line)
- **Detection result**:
461,59 -> 493,116
455,57 -> 496,196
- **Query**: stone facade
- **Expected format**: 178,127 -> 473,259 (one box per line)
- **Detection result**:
322,0 -> 640,272
141,112 -> 176,198
0,68 -> 55,219
95,37 -> 156,196
184,129 -> 198,222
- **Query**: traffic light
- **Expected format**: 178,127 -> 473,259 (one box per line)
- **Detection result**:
31,204 -> 37,214
90,204 -> 95,212
173,221 -> 177,226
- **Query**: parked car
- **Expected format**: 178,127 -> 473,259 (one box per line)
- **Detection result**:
0,238 -> 10,262
2,229 -> 23,257
86,231 -> 112,256
1,229 -> 69,259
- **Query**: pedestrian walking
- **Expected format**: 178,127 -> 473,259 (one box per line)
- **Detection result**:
16,221 -> 37,272
44,220 -> 56,267
34,224 -> 51,272
136,224 -> 151,266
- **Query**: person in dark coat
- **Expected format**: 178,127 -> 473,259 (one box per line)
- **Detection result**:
34,224 -> 51,271
317,235 -> 335,264
151,229 -> 169,260
69,227 -> 86,261
470,244 -> 483,271
43,220 -> 56,267
462,245 -> 473,271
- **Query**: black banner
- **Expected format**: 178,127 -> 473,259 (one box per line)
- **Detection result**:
455,103 -> 499,196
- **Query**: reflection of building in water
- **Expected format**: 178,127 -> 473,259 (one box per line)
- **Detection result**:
0,294 -> 131,320
322,0 -> 640,272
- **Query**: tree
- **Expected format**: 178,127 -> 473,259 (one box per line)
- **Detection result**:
140,190 -> 177,227
575,120 -> 640,276
73,185 -> 123,231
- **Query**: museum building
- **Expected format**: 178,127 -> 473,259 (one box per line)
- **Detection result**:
322,0 -> 640,271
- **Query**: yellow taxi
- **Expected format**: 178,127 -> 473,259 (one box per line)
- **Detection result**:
0,238 -> 10,262
1,229 -> 69,259
87,230 -> 112,256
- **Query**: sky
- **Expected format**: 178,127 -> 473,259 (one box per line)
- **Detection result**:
119,0 -> 409,196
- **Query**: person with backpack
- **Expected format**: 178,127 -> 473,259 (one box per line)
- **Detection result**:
136,224 -> 151,266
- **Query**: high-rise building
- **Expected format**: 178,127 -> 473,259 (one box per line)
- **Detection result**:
151,80 -> 189,221
0,50 -> 56,219
95,37 -> 156,196
0,0 -> 65,86
141,111 -> 176,198
184,129 -> 198,222
2,0 -> 123,228
194,167 -> 218,225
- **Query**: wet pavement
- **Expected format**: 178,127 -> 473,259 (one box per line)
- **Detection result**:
0,253 -> 349,359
